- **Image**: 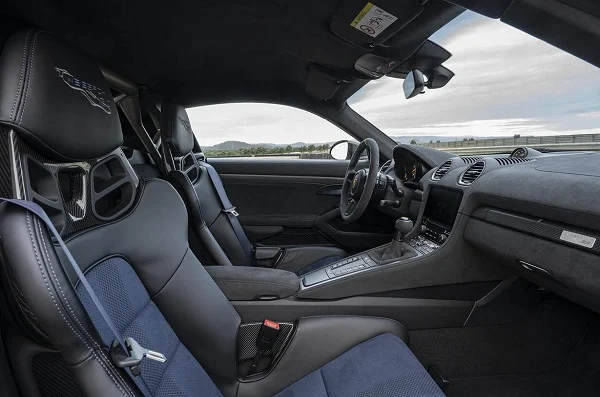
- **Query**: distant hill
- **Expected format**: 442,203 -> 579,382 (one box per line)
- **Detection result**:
204,136 -> 517,151
391,135 -> 509,144
204,140 -> 325,151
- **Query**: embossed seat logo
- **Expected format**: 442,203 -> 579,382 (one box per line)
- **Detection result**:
178,116 -> 193,133
54,67 -> 111,114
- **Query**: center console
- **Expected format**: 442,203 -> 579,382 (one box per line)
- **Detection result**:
408,186 -> 463,254
302,186 -> 464,288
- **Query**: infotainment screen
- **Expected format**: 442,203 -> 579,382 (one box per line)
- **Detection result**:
423,186 -> 464,227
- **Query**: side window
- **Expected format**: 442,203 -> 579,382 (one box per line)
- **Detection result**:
186,103 -> 352,159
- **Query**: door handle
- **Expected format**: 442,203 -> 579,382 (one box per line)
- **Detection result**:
317,184 -> 343,196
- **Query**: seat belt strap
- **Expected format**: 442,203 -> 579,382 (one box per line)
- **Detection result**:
198,161 -> 256,266
0,198 -> 158,396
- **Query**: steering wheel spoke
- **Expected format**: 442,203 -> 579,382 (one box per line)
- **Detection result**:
340,138 -> 380,223
345,199 -> 357,215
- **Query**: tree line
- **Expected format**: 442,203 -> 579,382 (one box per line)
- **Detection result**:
205,143 -> 331,157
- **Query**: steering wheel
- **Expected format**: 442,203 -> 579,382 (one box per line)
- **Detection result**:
340,138 -> 379,222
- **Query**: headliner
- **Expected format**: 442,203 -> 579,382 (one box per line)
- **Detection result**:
2,0 -> 463,107
2,0 -> 600,108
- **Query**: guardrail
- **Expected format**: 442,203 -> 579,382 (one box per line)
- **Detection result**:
418,133 -> 600,155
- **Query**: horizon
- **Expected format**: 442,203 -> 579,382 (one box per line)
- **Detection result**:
189,11 -> 600,147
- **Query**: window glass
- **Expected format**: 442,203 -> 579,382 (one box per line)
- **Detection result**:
186,103 -> 351,159
348,11 -> 600,154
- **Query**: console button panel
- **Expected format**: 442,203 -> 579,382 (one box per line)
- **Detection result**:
326,254 -> 378,278
407,235 -> 440,255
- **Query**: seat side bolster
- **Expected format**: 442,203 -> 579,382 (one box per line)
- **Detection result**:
236,315 -> 408,397
0,205 -> 138,396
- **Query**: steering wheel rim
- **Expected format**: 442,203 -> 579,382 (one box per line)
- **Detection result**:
340,138 -> 379,222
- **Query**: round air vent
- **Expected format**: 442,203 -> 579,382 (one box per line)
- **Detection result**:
459,161 -> 485,186
432,159 -> 452,180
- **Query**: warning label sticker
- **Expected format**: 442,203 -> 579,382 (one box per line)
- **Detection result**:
350,2 -> 398,38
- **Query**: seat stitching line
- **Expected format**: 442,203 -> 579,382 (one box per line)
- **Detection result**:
319,367 -> 330,397
19,30 -> 41,124
10,29 -> 32,121
27,215 -> 127,396
35,218 -> 133,396
153,340 -> 183,394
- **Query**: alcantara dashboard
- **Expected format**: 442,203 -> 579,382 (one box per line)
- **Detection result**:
391,144 -> 600,313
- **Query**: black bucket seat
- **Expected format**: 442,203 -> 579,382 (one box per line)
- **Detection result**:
0,29 -> 444,397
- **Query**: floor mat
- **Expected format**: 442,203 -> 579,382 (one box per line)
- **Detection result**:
410,296 -> 600,397
409,297 -> 592,379
445,373 -> 600,397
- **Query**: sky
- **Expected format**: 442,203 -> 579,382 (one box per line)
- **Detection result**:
187,11 -> 600,146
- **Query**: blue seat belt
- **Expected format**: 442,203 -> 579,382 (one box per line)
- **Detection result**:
0,198 -> 162,396
198,161 -> 256,266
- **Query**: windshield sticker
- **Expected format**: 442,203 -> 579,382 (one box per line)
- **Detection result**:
560,231 -> 596,249
351,2 -> 398,38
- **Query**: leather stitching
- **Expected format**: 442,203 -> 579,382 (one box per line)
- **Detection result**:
33,217 -> 132,397
19,30 -> 41,124
10,29 -> 33,121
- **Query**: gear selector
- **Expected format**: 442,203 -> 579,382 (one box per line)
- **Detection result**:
381,217 -> 413,261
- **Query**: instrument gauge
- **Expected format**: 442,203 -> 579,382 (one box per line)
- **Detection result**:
511,147 -> 528,159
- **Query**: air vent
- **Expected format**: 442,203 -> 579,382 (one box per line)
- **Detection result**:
432,159 -> 452,180
461,156 -> 482,164
459,161 -> 485,186
495,157 -> 533,166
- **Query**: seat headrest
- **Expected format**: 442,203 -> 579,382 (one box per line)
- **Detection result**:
0,29 -> 122,161
161,101 -> 195,156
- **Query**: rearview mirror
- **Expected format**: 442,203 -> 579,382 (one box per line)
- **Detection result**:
403,69 -> 425,99
330,140 -> 359,160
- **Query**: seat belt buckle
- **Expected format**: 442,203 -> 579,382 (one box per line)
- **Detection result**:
256,319 -> 280,351
247,319 -> 281,376
110,337 -> 167,376
223,207 -> 239,217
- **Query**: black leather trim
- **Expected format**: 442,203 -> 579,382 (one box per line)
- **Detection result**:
206,266 -> 299,300
152,250 -> 241,396
169,170 -> 234,267
64,179 -> 241,395
160,101 -> 194,156
236,315 -> 408,397
0,204 -> 137,396
0,30 -> 122,161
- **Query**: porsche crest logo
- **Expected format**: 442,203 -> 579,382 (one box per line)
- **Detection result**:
54,67 -> 111,114
352,176 -> 358,189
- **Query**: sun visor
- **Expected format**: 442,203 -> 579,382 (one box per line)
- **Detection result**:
331,0 -> 425,51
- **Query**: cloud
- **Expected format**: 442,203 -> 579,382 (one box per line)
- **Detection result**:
187,103 -> 350,146
350,12 -> 600,138
188,11 -> 600,145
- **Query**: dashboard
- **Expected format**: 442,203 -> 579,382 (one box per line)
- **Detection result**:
387,144 -> 600,314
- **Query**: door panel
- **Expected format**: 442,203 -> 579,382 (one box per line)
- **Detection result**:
210,158 -> 394,252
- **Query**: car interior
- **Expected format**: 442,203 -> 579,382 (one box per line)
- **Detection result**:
0,1 -> 599,396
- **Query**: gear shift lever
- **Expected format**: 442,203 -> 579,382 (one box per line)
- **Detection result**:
381,217 -> 413,261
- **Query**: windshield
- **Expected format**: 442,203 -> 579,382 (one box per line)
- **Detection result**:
348,11 -> 600,155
